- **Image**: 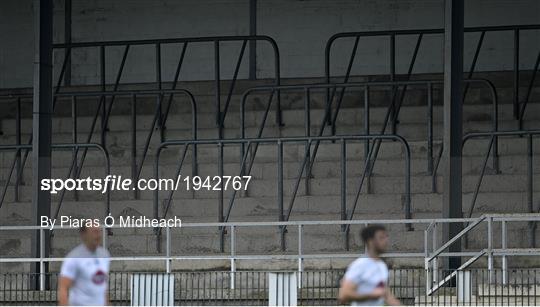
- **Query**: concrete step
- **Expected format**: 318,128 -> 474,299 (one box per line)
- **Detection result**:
0,104 -> 540,140
2,216 -> 538,260
3,101 -> 539,136
1,136 -> 539,170
2,171 -> 540,202
1,153 -> 539,184
3,77 -> 538,120
1,189 -> 537,227
3,118 -> 538,147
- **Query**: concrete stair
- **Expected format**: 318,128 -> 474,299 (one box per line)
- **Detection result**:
0,75 -> 539,271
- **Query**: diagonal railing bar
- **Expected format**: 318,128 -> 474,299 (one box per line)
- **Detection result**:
162,42 -> 188,129
153,135 -> 411,252
0,143 -> 110,223
519,49 -> 540,129
326,24 -> 540,129
220,40 -> 248,138
55,46 -> 130,211
226,91 -> 277,220
161,146 -> 189,220
320,36 -> 424,193
51,35 -> 280,138
392,33 -> 424,133
465,135 -> 495,219
326,36 -> 359,129
462,130 -> 540,218
72,44 -> 129,165
238,81 -> 442,230
462,31 -> 486,99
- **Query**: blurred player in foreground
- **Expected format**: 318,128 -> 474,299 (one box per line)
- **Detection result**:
58,225 -> 111,306
338,225 -> 400,306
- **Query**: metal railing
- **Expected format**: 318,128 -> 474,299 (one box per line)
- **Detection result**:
430,130 -> 540,229
153,135 -> 411,252
325,24 -> 540,129
0,143 -> 110,220
0,35 -> 280,209
1,269 -> 539,305
54,89 -> 198,199
1,214 -> 540,297
0,88 -> 197,212
52,35 -> 281,131
425,214 -> 540,297
239,79 -> 498,207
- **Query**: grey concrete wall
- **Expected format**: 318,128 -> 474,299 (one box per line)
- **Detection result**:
0,0 -> 539,88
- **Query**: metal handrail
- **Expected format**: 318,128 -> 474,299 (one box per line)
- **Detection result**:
238,79 -> 497,229
325,24 -> 540,126
0,35 -> 280,207
0,89 -> 198,213
0,143 -> 110,219
429,79 -> 499,191
153,134 -> 411,251
52,35 -> 281,131
424,213 -> 540,295
462,130 -> 540,230
1,213 -> 539,292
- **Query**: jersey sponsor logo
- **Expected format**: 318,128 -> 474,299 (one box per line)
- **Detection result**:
92,270 -> 107,285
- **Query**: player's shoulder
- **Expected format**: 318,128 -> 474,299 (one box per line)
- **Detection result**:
65,244 -> 86,258
96,246 -> 111,258
348,257 -> 371,269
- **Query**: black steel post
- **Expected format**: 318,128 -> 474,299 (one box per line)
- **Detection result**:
15,98 -> 22,202
64,0 -> 72,86
249,0 -> 257,80
32,0 -> 53,289
442,0 -> 464,270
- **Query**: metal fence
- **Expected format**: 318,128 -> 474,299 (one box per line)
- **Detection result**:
1,269 -> 539,305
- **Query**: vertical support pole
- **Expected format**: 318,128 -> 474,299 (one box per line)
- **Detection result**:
100,46 -> 106,147
248,0 -> 257,80
32,0 -> 53,290
432,222 -> 438,283
424,227 -> 430,292
364,86 -> 371,193
215,41 -> 222,129
304,89 -> 311,195
15,98 -> 22,202
131,94 -> 138,199
39,228 -> 45,291
218,142 -> 225,252
527,134 -> 535,247
278,141 -> 285,251
230,225 -> 236,289
156,43 -> 164,143
442,0 -> 464,270
102,223 -> 107,249
64,0 -> 72,86
501,220 -> 508,285
166,226 -> 171,273
71,96 -> 79,201
487,217 -> 493,283
341,140 -> 349,250
457,270 -> 471,303
297,224 -> 303,289
389,34 -> 397,134
513,29 -> 520,119
427,83 -> 434,174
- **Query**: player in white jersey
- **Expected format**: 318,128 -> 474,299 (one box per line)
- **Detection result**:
58,225 -> 111,306
338,225 -> 400,306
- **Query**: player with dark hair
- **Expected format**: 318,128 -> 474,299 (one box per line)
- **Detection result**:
58,225 -> 110,306
338,225 -> 400,306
